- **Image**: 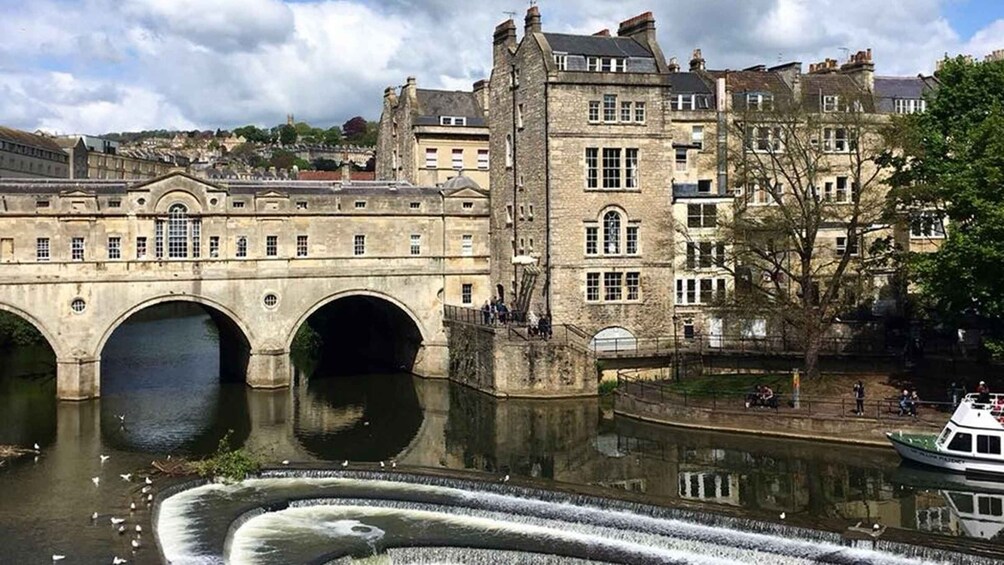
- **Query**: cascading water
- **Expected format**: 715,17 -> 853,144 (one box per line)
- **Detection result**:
155,470 -> 994,565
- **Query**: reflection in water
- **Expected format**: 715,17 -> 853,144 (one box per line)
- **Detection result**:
0,308 -> 1003,562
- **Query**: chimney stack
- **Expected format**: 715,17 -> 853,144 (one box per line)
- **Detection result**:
341,161 -> 351,183
593,29 -> 610,37
668,57 -> 680,72
493,18 -> 517,49
840,48 -> 875,91
472,79 -> 489,113
690,48 -> 706,71
524,6 -> 541,35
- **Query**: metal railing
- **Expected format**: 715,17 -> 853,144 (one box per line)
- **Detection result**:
443,305 -> 591,350
616,372 -> 955,422
593,332 -> 890,358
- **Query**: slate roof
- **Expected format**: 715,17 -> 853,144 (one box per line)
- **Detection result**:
0,175 -> 433,196
708,70 -> 790,96
874,76 -> 938,113
0,127 -> 66,154
669,72 -> 713,93
801,73 -> 875,112
543,33 -> 652,58
415,89 -> 485,126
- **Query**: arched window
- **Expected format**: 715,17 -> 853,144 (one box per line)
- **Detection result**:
603,211 -> 621,254
168,204 -> 189,258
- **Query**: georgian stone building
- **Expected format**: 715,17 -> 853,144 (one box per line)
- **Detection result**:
0,127 -> 70,179
56,135 -> 179,180
376,77 -> 490,190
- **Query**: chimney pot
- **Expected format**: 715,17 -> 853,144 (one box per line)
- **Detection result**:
689,48 -> 705,71
593,29 -> 610,37
524,6 -> 541,35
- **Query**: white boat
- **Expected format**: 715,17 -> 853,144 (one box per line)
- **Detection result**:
887,392 -> 1004,476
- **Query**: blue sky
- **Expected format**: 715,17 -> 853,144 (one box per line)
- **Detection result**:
0,0 -> 1001,134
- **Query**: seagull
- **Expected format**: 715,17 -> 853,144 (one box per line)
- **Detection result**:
91,512 -> 99,520
144,477 -> 152,485
120,474 -> 132,482
116,414 -> 125,423
779,512 -> 786,520
502,474 -> 510,483
146,494 -> 153,502
52,555 -> 65,561
110,517 -> 125,525
100,455 -> 110,463
281,460 -> 290,465
379,461 -> 385,468
135,524 -> 142,533
112,557 -> 128,564
872,523 -> 881,531
391,461 -> 397,468
130,502 -> 136,511
117,525 -> 126,535
92,477 -> 100,486
131,539 -> 141,550
34,443 -> 41,452
141,486 -> 150,494
341,460 -> 348,468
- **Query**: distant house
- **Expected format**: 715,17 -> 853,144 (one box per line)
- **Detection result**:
0,126 -> 70,179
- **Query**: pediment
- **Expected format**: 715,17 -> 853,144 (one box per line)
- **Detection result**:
443,186 -> 488,199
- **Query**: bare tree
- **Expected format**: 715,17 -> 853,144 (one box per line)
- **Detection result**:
718,92 -> 891,379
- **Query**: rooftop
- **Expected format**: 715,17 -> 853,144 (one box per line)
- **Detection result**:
0,126 -> 66,154
543,33 -> 653,58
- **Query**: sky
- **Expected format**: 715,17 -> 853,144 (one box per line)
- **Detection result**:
0,0 -> 1001,135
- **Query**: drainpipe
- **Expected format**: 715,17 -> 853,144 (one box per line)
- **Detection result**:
511,62 -> 520,305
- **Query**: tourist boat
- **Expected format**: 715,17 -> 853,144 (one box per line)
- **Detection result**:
887,392 -> 1004,476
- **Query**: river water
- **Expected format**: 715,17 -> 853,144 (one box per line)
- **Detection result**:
0,309 -> 1001,563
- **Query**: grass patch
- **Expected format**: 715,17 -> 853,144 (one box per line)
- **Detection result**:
665,373 -> 790,397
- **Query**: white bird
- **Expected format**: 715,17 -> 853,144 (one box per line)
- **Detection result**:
146,494 -> 153,502
281,460 -> 290,465
502,474 -> 510,483
91,477 -> 100,486
110,517 -> 125,525
129,502 -> 136,511
379,461 -> 385,468
341,460 -> 348,468
116,414 -> 125,422
391,461 -> 397,468
135,524 -> 142,533
91,512 -> 99,520
363,421 -> 370,426
112,557 -> 128,564
779,512 -> 786,520
873,523 -> 881,530
34,443 -> 41,451
144,477 -> 152,485
52,555 -> 65,561
141,486 -> 150,494
117,525 -> 125,534
120,473 -> 132,482
131,539 -> 140,550
100,454 -> 110,463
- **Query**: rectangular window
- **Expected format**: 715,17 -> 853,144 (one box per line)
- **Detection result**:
749,126 -> 783,153
461,234 -> 473,256
354,200 -> 366,209
554,53 -> 567,70
209,236 -> 220,257
108,200 -> 121,208
588,101 -> 600,122
585,148 -> 599,188
700,279 -> 714,303
36,237 -> 49,262
692,126 -> 704,148
947,432 -> 972,453
625,148 -> 639,189
822,95 -> 839,112
586,273 -> 600,301
296,235 -> 308,257
354,234 -> 365,256
603,94 -> 617,122
836,236 -> 860,256
686,242 -> 697,269
675,148 -> 687,172
236,236 -> 247,258
836,176 -> 849,202
620,101 -> 632,122
191,219 -> 201,259
602,148 -> 622,188
108,236 -> 121,260
698,179 -> 713,193
516,104 -> 524,129
894,98 -> 926,114
410,202 -> 421,210
71,237 -> 84,261
452,148 -> 463,169
296,201 -> 308,210
634,102 -> 646,123
36,200 -> 49,209
410,234 -> 421,255
136,237 -> 147,259
585,227 -> 598,255
604,272 -> 623,301
672,94 -> 696,111
155,219 -> 164,258
746,92 -> 774,111
823,128 -> 848,153
911,212 -> 946,238
626,226 -> 639,255
699,241 -> 713,268
687,203 -> 717,228
461,283 -> 473,305
266,235 -> 278,257
977,435 -> 1002,455
505,204 -> 513,225
477,149 -> 489,169
425,148 -> 437,168
626,272 -> 640,301
232,201 -> 245,209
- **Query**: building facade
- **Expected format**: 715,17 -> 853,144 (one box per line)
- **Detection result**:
377,77 -> 490,189
0,127 -> 70,179
57,135 -> 179,180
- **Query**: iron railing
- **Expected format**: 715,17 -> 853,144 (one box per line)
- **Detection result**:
593,332 -> 889,358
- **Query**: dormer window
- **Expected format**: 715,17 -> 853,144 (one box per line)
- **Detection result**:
587,57 -> 627,73
822,95 -> 839,112
746,93 -> 774,111
440,116 -> 467,126
553,52 -> 567,70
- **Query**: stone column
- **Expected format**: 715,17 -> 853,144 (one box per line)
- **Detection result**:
412,342 -> 449,378
246,348 -> 292,389
56,356 -> 100,400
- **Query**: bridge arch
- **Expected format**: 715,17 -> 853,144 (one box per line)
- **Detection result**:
287,289 -> 430,350
0,302 -> 63,358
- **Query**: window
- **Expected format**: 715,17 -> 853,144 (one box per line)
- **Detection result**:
587,57 -> 626,72
692,126 -> 704,149
626,226 -> 639,255
586,273 -> 600,301
452,149 -> 463,169
671,94 -> 696,111
588,101 -> 600,122
554,52 -> 567,70
747,126 -> 783,153
687,203 -> 717,228
602,148 -> 622,188
626,272 -> 640,300
296,201 -> 308,210
676,277 -> 727,304
461,234 -> 473,256
516,104 -> 524,129
232,201 -> 245,209
209,236 -> 220,257
136,237 -> 147,259
296,235 -> 308,257
604,272 -> 623,301
353,234 -> 365,256
947,432 -> 972,453
528,204 -> 534,219
823,128 -> 849,152
440,116 -> 467,126
977,435 -> 1002,455
585,227 -> 598,255
683,319 -> 695,339
36,238 -> 49,262
620,148 -> 638,189
911,212 -> 946,238
236,236 -> 247,258
477,149 -> 489,169
822,95 -> 839,112
71,237 -> 84,261
410,234 -> 421,256
675,148 -> 687,172
603,94 -> 617,122
425,148 -> 438,168
410,202 -> 421,210
745,92 -> 774,111
461,283 -> 473,305
167,204 -> 189,258
505,204 -> 513,225
835,176 -> 849,202
698,179 -> 713,194
354,200 -> 366,209
585,148 -> 599,188
603,211 -> 621,254
108,200 -> 121,208
894,98 -> 926,114
36,200 -> 49,209
191,219 -> 201,258
265,235 -> 278,257
108,237 -> 121,260
620,101 -> 632,122
836,236 -> 860,256
634,102 -> 646,123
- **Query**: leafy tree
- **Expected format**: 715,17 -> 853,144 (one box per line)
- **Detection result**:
233,125 -> 273,144
322,126 -> 343,146
313,158 -> 340,171
229,143 -> 265,167
342,116 -> 368,140
279,124 -> 298,146
293,157 -> 312,170
889,57 -> 1004,342
270,149 -> 296,169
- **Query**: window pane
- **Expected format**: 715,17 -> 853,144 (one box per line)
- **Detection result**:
167,204 -> 188,258
603,211 -> 621,254
602,148 -> 621,188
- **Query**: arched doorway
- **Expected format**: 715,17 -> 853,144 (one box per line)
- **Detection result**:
590,326 -> 637,353
0,307 -> 58,448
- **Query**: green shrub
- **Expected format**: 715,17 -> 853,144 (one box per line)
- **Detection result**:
598,380 -> 619,395
191,430 -> 260,482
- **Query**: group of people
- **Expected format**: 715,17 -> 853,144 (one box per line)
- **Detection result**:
898,389 -> 921,417
525,310 -> 552,339
479,299 -> 551,338
480,298 -> 512,325
745,384 -> 777,409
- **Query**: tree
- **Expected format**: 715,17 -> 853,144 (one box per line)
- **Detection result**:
322,126 -> 342,146
342,116 -> 368,140
279,124 -> 298,146
716,90 -> 892,379
270,149 -> 296,170
233,125 -> 273,144
229,143 -> 265,167
889,57 -> 1004,347
312,158 -> 340,171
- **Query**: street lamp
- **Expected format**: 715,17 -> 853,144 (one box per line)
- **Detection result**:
672,313 -> 681,382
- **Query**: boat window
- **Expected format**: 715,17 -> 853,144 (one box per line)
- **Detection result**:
977,496 -> 1003,516
947,432 -> 972,452
976,434 -> 1002,455
937,427 -> 952,446
949,492 -> 975,514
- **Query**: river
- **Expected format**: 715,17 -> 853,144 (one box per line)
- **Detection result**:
0,307 -> 1000,563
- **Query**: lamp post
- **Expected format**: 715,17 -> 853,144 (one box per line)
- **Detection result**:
672,313 -> 681,382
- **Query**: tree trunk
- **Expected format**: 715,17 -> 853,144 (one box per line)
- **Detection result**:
804,331 -> 822,380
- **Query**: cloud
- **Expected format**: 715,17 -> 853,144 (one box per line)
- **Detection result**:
0,0 -> 999,133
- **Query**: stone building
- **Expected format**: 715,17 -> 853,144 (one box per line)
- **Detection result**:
0,126 -> 70,179
56,135 -> 179,180
377,77 -> 490,190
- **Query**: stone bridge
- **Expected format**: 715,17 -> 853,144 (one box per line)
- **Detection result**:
0,172 -> 491,399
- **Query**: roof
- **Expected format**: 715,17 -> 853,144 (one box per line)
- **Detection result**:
441,174 -> 483,192
669,72 -> 713,94
543,33 -> 652,58
801,73 -> 874,112
709,70 -> 790,95
0,127 -> 66,154
298,170 -> 376,181
874,76 -> 933,100
415,89 -> 485,125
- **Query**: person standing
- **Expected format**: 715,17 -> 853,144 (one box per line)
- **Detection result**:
978,381 -> 991,406
853,380 -> 865,416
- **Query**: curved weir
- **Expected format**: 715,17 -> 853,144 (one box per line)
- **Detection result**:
155,470 -> 992,565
